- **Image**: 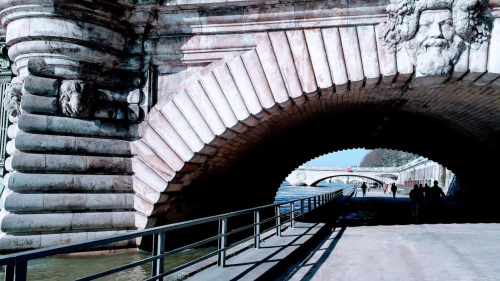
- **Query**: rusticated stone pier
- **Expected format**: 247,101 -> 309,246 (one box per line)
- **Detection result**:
1,0 -> 500,252
0,1 -> 144,251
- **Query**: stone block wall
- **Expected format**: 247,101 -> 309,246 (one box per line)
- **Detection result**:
0,0 -> 145,252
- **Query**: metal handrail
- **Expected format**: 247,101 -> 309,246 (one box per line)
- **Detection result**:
1,186 -> 355,281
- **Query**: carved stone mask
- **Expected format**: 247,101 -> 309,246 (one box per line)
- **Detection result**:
381,0 -> 490,78
3,83 -> 23,119
405,9 -> 465,77
59,80 -> 92,117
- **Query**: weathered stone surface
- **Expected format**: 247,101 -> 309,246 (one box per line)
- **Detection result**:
18,113 -> 139,139
14,133 -> 131,155
1,212 -> 135,233
4,193 -> 134,212
2,82 -> 23,119
7,124 -> 19,139
6,173 -> 133,192
23,76 -> 58,97
26,58 -> 142,88
21,94 -> 58,115
10,153 -> 133,173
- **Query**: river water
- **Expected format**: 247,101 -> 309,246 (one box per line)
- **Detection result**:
0,183 -> 349,280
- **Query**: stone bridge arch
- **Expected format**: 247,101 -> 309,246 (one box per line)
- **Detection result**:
285,167 -> 398,186
309,174 -> 385,187
134,23 -> 500,229
1,0 -> 500,252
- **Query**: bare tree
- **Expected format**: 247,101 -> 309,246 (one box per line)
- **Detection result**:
360,149 -> 417,167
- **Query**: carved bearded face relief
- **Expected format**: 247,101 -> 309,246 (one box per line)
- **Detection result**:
406,10 -> 465,77
59,80 -> 92,117
381,0 -> 490,79
3,83 -> 23,119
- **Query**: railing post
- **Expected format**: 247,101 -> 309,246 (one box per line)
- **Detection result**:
290,202 -> 295,228
314,196 -> 317,208
4,264 -> 14,281
308,198 -> 311,211
254,210 -> 260,249
14,262 -> 27,281
154,232 -> 165,280
151,234 -> 158,276
300,199 -> 304,215
218,218 -> 227,267
275,205 -> 281,237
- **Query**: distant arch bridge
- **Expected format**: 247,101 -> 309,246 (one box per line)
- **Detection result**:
286,166 -> 399,186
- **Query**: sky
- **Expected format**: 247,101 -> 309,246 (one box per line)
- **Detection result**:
303,149 -> 371,167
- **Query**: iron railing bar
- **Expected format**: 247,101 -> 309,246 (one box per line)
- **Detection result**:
223,232 -> 261,250
279,209 -> 294,216
0,187 -> 352,273
82,231 -> 264,281
75,256 -> 156,281
149,231 -> 267,281
259,216 -> 280,225
225,222 -> 258,236
260,225 -> 286,236
144,247 -> 227,281
0,191 -> 342,265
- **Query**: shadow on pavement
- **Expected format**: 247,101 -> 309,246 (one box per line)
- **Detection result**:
262,189 -> 500,280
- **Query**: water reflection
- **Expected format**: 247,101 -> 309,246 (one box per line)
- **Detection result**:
0,247 -> 215,281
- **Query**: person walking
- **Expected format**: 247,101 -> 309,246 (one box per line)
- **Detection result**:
391,183 -> 398,198
383,182 -> 387,194
409,184 -> 424,220
424,183 -> 431,205
361,182 -> 367,197
430,180 -> 446,205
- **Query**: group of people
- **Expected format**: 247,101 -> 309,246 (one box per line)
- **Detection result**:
361,182 -> 398,198
382,182 -> 398,198
409,180 -> 446,220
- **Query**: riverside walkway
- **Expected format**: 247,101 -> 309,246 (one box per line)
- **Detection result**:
184,189 -> 500,281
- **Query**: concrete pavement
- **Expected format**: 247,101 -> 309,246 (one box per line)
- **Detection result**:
279,189 -> 500,281
186,189 -> 500,281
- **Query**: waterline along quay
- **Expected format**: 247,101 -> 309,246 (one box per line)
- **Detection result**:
1,0 -> 500,279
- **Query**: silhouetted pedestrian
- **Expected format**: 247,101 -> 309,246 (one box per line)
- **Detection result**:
430,180 -> 446,205
361,182 -> 367,197
409,184 -> 424,220
383,183 -> 387,194
391,183 -> 397,198
424,183 -> 431,204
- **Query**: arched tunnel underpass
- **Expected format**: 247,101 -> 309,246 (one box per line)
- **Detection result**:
155,88 -> 500,229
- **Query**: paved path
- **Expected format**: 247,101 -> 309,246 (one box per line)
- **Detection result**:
185,189 -> 500,281
279,189 -> 500,281
186,222 -> 325,281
